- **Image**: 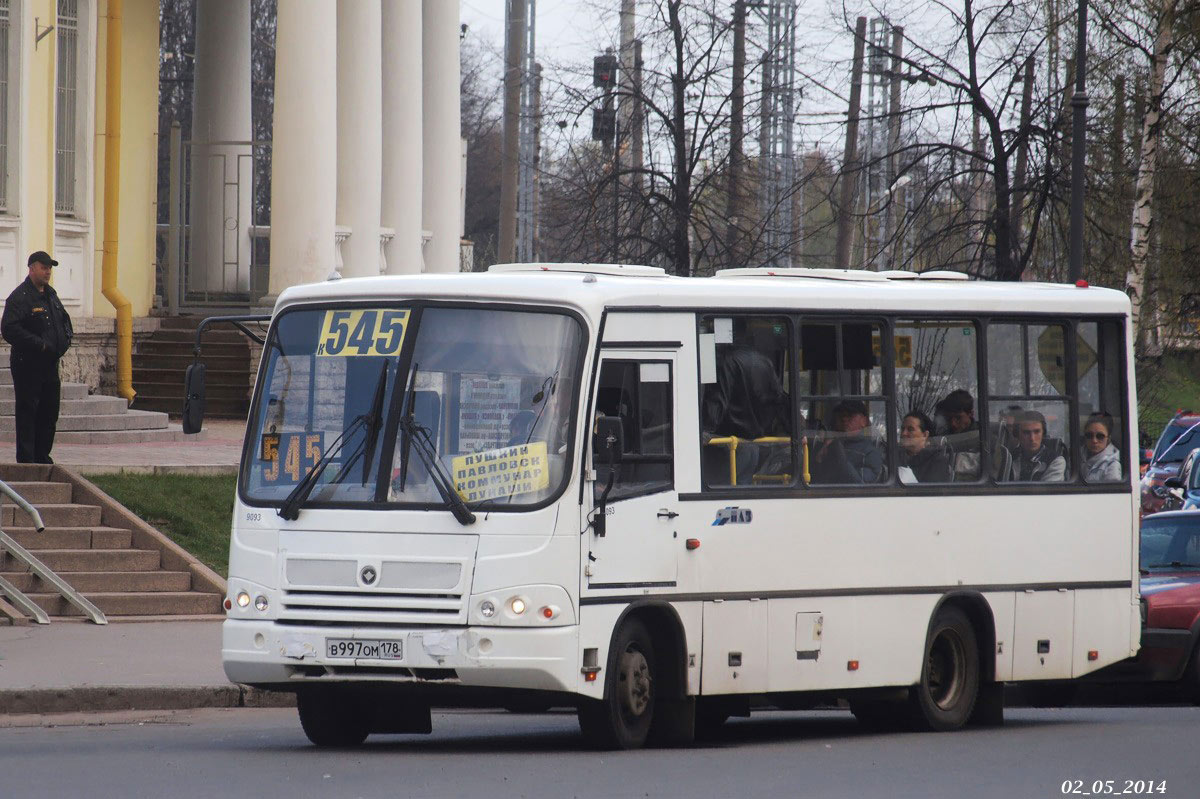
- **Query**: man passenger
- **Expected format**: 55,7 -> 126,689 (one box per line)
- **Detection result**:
1008,410 -> 1066,482
810,400 -> 883,484
935,389 -> 981,480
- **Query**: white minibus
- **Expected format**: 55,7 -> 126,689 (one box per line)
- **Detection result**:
195,264 -> 1140,748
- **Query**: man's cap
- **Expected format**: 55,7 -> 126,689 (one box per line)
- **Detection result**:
832,399 -> 869,417
935,389 -> 974,415
27,251 -> 58,267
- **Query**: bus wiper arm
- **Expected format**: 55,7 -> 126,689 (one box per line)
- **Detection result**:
277,414 -> 368,521
398,414 -> 476,526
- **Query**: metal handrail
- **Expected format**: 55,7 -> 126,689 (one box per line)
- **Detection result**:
0,480 -> 107,625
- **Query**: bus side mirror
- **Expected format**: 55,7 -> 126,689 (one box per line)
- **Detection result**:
592,416 -> 624,464
182,362 -> 207,435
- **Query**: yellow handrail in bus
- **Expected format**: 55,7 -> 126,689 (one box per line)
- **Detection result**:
704,436 -> 790,486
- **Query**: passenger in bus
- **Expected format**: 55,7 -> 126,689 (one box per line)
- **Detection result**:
1081,412 -> 1122,482
1007,410 -> 1067,481
703,343 -> 791,441
997,405 -> 1024,451
811,400 -> 884,484
934,389 -> 981,480
899,411 -> 952,483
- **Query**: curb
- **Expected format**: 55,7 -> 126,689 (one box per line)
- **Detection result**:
0,685 -> 295,715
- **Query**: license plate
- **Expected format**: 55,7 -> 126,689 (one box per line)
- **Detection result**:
325,638 -> 404,660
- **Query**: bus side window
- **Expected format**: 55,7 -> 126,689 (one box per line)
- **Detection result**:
594,360 -> 674,501
1077,320 -> 1127,483
698,315 -> 795,488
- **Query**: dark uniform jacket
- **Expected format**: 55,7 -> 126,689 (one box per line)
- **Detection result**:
2,277 -> 73,362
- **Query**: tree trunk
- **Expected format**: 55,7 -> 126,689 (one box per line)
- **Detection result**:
669,0 -> 691,275
724,0 -> 746,264
1127,0 -> 1175,348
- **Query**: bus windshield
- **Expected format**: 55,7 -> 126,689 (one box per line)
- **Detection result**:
241,304 -> 585,511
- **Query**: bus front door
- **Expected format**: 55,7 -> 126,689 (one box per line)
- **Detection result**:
584,354 -> 680,589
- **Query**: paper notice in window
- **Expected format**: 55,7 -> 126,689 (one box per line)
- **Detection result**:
451,442 -> 550,503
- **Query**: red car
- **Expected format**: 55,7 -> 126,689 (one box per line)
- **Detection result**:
1141,414 -> 1200,515
1097,511 -> 1200,699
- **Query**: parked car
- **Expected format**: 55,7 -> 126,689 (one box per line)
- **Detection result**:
1093,511 -> 1200,700
1159,447 -> 1200,512
1141,413 -> 1200,515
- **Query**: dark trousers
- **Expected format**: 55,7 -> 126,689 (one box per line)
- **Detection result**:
11,356 -> 60,464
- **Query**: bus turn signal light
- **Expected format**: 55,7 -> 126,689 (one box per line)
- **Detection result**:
847,660 -> 860,671
686,539 -> 701,550
1088,650 -> 1098,661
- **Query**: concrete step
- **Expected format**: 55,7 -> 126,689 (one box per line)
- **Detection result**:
0,503 -> 102,527
134,366 -> 250,385
0,409 -> 169,433
0,382 -> 89,401
0,395 -> 128,416
0,481 -> 74,504
132,381 -> 250,401
135,353 -> 249,370
25,425 -> 205,444
133,394 -> 248,418
0,463 -> 53,481
32,591 -> 223,617
0,569 -> 192,593
4,526 -> 132,549
138,339 -> 248,357
149,328 -> 247,345
0,547 -> 160,572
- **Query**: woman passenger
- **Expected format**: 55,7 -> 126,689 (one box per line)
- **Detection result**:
900,411 -> 951,483
1082,412 -> 1122,482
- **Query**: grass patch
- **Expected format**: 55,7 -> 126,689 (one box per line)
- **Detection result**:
87,473 -> 236,577
1137,351 -> 1200,443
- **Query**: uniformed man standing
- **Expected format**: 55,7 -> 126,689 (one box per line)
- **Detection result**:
2,251 -> 73,463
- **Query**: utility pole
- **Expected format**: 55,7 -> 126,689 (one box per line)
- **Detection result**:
834,17 -> 867,269
725,0 -> 746,263
1067,0 -> 1088,284
884,25 -> 904,268
498,0 -> 527,263
516,0 -> 539,262
758,0 -> 798,267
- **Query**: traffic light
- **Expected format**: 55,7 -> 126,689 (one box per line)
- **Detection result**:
592,108 -> 615,143
593,53 -> 618,89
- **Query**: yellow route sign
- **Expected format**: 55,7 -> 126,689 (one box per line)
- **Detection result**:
452,442 -> 549,503
316,309 -> 409,357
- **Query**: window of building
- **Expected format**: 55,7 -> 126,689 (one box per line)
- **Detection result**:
698,315 -> 795,488
55,0 -> 79,216
594,359 -> 674,501
893,320 -> 981,484
987,321 -> 1072,483
798,321 -> 888,486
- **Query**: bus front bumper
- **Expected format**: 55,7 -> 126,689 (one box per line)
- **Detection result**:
222,619 -> 581,693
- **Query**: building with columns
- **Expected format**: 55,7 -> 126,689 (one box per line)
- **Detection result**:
0,0 -> 465,399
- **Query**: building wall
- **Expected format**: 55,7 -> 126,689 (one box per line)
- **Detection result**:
91,0 -> 159,319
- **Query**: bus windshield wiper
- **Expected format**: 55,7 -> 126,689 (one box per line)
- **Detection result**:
278,363 -> 390,521
1146,561 -> 1200,569
393,372 -> 475,525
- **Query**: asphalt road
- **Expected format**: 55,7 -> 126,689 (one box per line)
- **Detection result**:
0,706 -> 1196,799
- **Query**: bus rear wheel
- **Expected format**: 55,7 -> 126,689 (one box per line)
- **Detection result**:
578,619 -> 656,749
911,606 -> 979,731
297,688 -> 370,747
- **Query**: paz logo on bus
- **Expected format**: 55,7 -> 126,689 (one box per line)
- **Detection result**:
360,566 -> 378,585
712,507 -> 752,526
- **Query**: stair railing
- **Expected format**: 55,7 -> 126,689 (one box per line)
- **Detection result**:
0,479 -> 107,625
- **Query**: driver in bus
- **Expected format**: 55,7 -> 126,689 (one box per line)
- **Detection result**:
810,400 -> 884,484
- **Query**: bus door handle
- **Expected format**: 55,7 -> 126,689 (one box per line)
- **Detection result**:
657,509 -> 679,519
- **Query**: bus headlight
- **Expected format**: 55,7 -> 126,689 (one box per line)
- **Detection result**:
254,595 -> 269,612
236,591 -> 251,608
469,585 -> 575,626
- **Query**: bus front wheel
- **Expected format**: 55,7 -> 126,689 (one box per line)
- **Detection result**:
297,688 -> 370,747
911,606 -> 980,731
578,619 -> 657,749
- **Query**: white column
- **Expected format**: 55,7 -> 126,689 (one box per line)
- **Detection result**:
268,1 -> 338,296
336,0 -> 383,278
421,0 -> 462,273
381,0 -> 424,275
189,0 -> 252,293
